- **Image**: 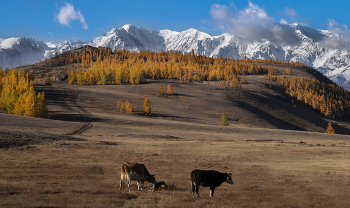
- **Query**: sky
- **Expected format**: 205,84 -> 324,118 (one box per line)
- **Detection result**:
1,0 -> 350,44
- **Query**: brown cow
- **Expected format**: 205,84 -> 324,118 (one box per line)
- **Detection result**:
120,162 -> 157,192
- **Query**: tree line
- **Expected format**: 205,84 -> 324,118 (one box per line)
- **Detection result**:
268,71 -> 350,119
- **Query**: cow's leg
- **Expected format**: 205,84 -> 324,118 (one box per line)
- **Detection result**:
120,174 -> 124,191
195,183 -> 200,197
140,181 -> 144,191
210,186 -> 216,197
191,181 -> 195,198
127,177 -> 132,192
137,181 -> 141,191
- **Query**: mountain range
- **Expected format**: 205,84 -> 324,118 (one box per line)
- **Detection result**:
1,24 -> 350,88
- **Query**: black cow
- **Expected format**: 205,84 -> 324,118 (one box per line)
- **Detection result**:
149,181 -> 168,191
190,169 -> 233,197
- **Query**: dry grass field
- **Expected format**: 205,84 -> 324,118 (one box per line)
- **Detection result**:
1,115 -> 350,207
1,56 -> 350,207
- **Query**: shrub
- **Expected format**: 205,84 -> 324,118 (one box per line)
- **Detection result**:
221,112 -> 229,126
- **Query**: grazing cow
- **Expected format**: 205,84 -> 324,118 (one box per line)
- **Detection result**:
120,162 -> 157,192
149,181 -> 168,192
190,169 -> 233,197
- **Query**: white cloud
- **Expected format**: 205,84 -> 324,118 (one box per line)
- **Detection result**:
284,7 -> 297,17
55,3 -> 88,30
48,32 -> 53,37
207,1 -> 300,45
319,18 -> 350,49
280,19 -> 288,24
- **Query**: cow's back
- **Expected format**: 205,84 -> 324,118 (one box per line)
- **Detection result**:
122,162 -> 149,180
191,169 -> 224,187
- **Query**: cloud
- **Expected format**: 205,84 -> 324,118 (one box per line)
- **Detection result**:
207,1 -> 301,45
55,3 -> 88,30
319,18 -> 350,49
284,7 -> 297,17
280,19 -> 288,24
48,32 -> 53,37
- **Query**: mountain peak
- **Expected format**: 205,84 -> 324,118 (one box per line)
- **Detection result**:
122,24 -> 136,32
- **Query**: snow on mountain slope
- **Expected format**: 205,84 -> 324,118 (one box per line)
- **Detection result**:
44,40 -> 87,59
0,37 -> 48,69
2,24 -> 350,89
90,24 -> 165,52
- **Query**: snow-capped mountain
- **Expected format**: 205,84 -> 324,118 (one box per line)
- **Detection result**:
87,24 -> 350,85
0,37 -> 48,69
44,40 -> 87,60
1,24 -> 350,87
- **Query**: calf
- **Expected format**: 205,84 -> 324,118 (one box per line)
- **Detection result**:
190,169 -> 233,197
120,162 -> 157,192
149,181 -> 168,192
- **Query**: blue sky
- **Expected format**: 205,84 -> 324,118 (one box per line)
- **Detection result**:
0,0 -> 349,43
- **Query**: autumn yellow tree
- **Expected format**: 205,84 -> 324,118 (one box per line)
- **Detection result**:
143,95 -> 151,115
120,102 -> 125,112
24,86 -> 36,117
221,112 -> 229,126
36,92 -> 48,118
125,100 -> 133,113
158,84 -> 164,94
45,73 -> 52,86
117,100 -> 121,110
325,123 -> 335,134
167,84 -> 173,95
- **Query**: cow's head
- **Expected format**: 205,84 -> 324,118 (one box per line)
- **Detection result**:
147,174 -> 157,184
225,173 -> 233,184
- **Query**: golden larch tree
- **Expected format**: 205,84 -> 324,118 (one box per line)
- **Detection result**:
36,92 -> 48,118
158,84 -> 164,94
325,123 -> 335,134
120,103 -> 125,112
45,73 -> 52,86
167,84 -> 173,95
125,100 -> 133,113
143,95 -> 151,115
221,112 -> 229,126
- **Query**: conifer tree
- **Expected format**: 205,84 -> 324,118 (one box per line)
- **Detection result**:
36,92 -> 48,118
221,112 -> 229,126
167,84 -> 173,95
117,100 -> 121,109
325,123 -> 335,134
158,84 -> 164,94
143,95 -> 151,115
45,73 -> 52,86
125,100 -> 133,113
120,103 -> 125,112
24,86 -> 36,117
13,94 -> 25,116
